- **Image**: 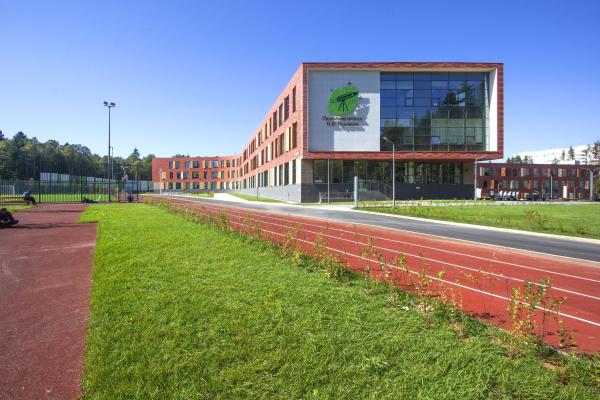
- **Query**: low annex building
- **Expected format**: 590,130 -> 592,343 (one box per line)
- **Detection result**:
476,163 -> 596,200
152,62 -> 504,202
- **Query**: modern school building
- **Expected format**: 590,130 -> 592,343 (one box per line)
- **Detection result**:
152,62 -> 504,202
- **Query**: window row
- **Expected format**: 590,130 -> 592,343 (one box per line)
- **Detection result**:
168,170 -> 234,180
381,107 -> 488,120
380,80 -> 485,91
313,160 -> 463,185
480,179 -> 590,190
168,160 -> 233,169
166,181 -> 232,190
479,167 -> 588,178
380,72 -> 487,81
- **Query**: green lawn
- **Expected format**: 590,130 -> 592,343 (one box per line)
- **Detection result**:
360,203 -> 600,239
228,193 -> 285,203
179,192 -> 214,198
37,194 -> 116,202
3,205 -> 33,213
78,203 -> 599,399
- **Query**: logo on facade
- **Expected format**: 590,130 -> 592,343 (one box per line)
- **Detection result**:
328,86 -> 358,115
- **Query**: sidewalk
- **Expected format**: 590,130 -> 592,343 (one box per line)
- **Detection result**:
0,204 -> 97,399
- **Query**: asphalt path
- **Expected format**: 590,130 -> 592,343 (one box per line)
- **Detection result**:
159,195 -> 600,263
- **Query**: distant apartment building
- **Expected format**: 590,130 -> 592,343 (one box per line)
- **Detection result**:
513,145 -> 588,164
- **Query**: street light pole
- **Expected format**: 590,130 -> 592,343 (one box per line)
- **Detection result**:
104,101 -> 115,202
327,155 -> 331,204
382,137 -> 395,208
583,168 -> 595,201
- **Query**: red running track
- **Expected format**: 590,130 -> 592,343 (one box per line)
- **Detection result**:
157,197 -> 600,354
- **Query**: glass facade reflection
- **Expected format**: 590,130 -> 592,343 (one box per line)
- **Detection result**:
380,72 -> 489,152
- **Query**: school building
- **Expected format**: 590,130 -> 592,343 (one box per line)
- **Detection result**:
152,62 -> 505,202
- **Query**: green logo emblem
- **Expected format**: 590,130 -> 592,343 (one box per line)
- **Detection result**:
328,86 -> 358,115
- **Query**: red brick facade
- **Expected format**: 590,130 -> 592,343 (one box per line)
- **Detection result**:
476,163 -> 596,200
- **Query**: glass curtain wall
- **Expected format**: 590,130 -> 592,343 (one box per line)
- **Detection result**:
380,72 -> 489,152
313,160 -> 463,185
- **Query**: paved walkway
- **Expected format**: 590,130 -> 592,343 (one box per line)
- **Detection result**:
0,204 -> 97,399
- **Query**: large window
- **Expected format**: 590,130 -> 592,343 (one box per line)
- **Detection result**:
185,161 -> 191,169
380,72 -> 489,152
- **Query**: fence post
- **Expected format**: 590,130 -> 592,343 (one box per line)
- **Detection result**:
38,157 -> 42,204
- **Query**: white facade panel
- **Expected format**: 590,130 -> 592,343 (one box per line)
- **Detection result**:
307,70 -> 380,152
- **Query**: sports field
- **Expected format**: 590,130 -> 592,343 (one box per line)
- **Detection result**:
78,203 -> 600,399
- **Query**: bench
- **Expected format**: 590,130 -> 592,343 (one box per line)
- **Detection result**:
0,196 -> 32,205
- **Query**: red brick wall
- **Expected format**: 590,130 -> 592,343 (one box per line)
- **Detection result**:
152,156 -> 238,187
475,163 -> 594,199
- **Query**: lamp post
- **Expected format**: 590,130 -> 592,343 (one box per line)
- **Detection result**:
104,101 -> 115,202
583,168 -> 595,202
382,137 -> 396,208
473,156 -> 487,200
327,155 -> 331,204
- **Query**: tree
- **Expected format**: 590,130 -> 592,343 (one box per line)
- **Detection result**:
568,146 -> 575,161
561,150 -> 566,161
0,130 -> 4,141
522,155 -> 534,164
592,140 -> 600,164
581,146 -> 592,164
507,155 -> 523,164
12,131 -> 28,148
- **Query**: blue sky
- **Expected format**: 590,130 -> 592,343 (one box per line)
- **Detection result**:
1,0 -> 598,160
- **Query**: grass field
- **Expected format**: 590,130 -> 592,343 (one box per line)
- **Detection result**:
179,192 -> 214,198
360,203 -> 600,239
78,203 -> 599,399
228,193 -> 284,203
3,205 -> 33,213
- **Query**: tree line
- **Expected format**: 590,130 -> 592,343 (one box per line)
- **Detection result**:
0,130 -> 154,181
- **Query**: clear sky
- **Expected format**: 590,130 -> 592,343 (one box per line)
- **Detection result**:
1,0 -> 598,161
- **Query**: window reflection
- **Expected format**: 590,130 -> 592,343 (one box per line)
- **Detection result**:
380,71 -> 489,152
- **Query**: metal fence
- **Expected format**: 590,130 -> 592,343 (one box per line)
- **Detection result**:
0,159 -> 151,203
